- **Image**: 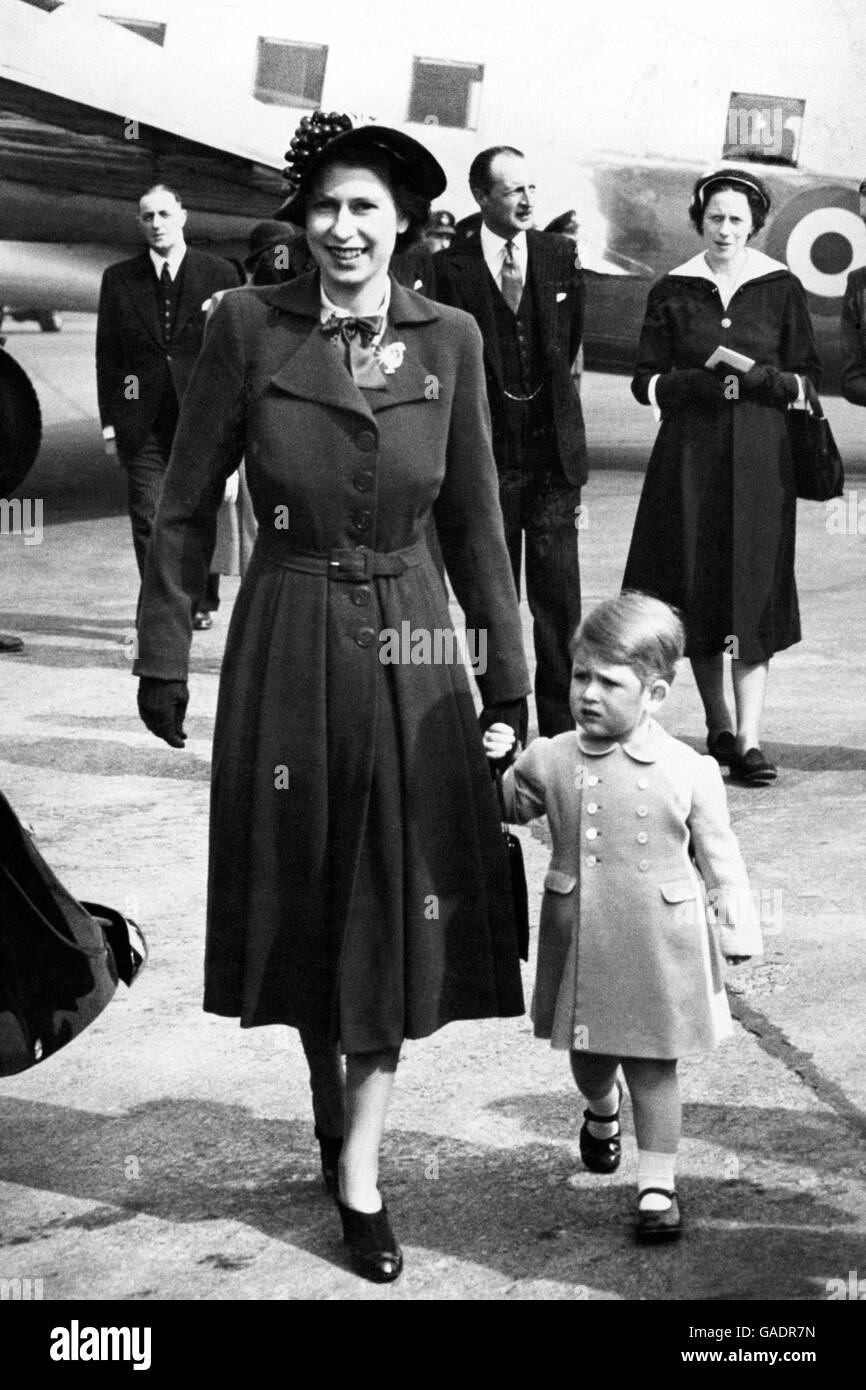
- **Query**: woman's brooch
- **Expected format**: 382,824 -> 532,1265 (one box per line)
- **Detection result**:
375,341 -> 406,375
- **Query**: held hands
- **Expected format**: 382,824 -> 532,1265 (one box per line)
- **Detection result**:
138,677 -> 189,748
483,721 -> 518,766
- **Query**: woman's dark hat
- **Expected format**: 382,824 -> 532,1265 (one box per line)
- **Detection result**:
243,220 -> 296,269
275,110 -> 447,224
694,168 -> 771,212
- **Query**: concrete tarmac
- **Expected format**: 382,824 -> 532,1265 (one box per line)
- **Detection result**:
1,318 -> 865,1307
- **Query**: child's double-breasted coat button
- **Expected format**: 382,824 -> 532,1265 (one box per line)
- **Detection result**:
587,801 -> 599,813
637,831 -> 649,844
586,854 -> 598,866
637,777 -> 649,789
586,827 -> 598,840
636,804 -> 649,817
638,859 -> 650,871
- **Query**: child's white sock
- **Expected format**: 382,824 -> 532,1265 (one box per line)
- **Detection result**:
637,1150 -> 676,1210
585,1083 -> 620,1139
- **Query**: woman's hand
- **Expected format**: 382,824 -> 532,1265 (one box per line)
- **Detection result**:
483,721 -> 518,764
138,677 -> 189,747
737,366 -> 799,403
655,368 -> 726,412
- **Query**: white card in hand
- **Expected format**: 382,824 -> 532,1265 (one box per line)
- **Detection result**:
705,345 -> 756,372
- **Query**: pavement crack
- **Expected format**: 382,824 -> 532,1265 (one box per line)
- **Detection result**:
731,995 -> 866,1141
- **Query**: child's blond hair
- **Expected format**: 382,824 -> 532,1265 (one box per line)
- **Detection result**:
569,592 -> 685,686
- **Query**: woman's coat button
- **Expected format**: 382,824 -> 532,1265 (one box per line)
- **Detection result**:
355,430 -> 377,452
353,470 -> 375,492
354,627 -> 376,648
350,588 -> 371,606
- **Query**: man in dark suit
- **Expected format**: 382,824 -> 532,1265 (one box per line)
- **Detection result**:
841,177 -> 866,408
96,184 -> 243,625
434,146 -> 587,735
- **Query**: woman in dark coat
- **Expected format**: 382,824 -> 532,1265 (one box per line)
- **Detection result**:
623,169 -> 820,786
134,114 -> 530,1280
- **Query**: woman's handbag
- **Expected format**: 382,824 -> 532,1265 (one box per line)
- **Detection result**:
787,388 -> 844,502
0,789 -> 147,1076
494,771 -> 530,962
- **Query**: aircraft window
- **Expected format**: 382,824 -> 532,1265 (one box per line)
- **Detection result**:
102,16 -> 167,46
409,57 -> 484,130
723,92 -> 804,168
254,38 -> 328,108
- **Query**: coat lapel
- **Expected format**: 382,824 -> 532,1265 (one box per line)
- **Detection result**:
527,230 -> 566,360
267,273 -> 439,421
445,240 -> 503,387
123,253 -> 162,346
171,248 -> 206,340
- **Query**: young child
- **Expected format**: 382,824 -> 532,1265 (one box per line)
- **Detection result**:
483,592 -> 763,1242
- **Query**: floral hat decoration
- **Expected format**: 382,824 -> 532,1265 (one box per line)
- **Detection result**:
274,109 -> 446,226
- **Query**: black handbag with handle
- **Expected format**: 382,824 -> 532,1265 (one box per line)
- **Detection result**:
788,386 -> 844,502
494,771 -> 530,962
0,789 -> 147,1076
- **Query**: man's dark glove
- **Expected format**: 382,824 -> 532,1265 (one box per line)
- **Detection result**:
479,697 -> 528,773
138,677 -> 189,748
655,368 -> 727,413
737,365 -> 799,403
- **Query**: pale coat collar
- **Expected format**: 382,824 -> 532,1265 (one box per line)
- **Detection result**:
668,247 -> 787,285
575,717 -> 665,763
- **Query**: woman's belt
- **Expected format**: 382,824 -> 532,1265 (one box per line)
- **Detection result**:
253,534 -> 428,581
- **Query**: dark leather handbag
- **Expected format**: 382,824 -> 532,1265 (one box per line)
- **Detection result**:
788,390 -> 844,502
495,771 -> 530,962
0,789 -> 146,1076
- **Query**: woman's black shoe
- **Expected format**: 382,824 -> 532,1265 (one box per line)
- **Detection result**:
729,747 -> 777,787
579,1082 -> 622,1174
335,1197 -> 403,1283
313,1127 -> 343,1195
706,730 -> 736,765
635,1189 -> 683,1243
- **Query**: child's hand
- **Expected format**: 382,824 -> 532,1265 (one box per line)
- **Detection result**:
483,722 -> 517,762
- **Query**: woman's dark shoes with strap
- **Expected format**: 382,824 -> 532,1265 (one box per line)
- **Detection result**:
579,1082 -> 622,1174
635,1189 -> 683,1243
335,1197 -> 403,1283
729,747 -> 778,786
706,730 -> 736,765
314,1127 -> 343,1195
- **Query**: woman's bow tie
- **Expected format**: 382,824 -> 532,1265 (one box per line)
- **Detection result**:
321,313 -> 384,347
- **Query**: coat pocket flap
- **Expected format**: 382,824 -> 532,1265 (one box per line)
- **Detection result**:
660,880 -> 697,904
544,869 -> 577,894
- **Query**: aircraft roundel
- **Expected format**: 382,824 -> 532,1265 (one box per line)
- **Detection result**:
765,185 -> 866,316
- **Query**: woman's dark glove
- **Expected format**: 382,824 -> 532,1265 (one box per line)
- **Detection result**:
138,677 -> 189,748
479,697 -> 528,752
655,368 -> 727,413
737,366 -> 799,403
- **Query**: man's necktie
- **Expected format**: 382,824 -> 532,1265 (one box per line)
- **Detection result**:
321,313 -> 387,388
160,263 -> 173,341
500,240 -> 523,314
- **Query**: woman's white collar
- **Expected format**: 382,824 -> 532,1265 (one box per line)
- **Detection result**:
668,248 -> 788,284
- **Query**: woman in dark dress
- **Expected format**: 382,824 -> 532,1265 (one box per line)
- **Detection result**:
134,115 -> 529,1281
623,169 -> 820,786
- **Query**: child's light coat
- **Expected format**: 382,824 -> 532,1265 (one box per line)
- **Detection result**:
502,722 -> 763,1058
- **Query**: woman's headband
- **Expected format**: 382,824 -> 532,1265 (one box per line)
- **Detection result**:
694,170 -> 771,213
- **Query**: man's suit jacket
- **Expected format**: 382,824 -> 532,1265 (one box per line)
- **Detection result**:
433,229 -> 588,486
841,265 -> 866,407
96,247 -> 243,457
